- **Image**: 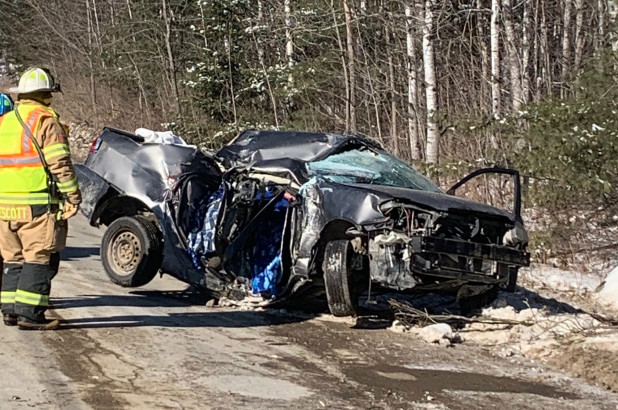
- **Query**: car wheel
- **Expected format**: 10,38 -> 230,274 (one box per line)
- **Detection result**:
323,239 -> 365,317
101,216 -> 163,287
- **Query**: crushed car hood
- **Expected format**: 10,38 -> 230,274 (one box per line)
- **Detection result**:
347,183 -> 514,220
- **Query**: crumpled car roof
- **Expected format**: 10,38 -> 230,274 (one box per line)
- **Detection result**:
215,130 -> 381,168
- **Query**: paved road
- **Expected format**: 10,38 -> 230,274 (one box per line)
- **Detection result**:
1,215 -> 617,409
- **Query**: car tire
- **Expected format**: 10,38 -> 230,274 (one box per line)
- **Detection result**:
101,216 -> 163,287
323,239 -> 364,317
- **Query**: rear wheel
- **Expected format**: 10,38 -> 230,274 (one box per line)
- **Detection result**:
322,239 -> 366,317
101,216 -> 163,287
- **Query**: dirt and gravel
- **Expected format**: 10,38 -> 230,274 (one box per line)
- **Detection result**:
388,269 -> 618,393
1,216 -> 617,409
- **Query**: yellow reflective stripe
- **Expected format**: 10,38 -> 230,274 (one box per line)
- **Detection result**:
42,143 -> 70,160
56,177 -> 79,193
0,193 -> 59,205
0,291 -> 16,304
15,289 -> 49,307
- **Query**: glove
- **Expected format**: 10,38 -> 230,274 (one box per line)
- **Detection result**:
61,202 -> 79,220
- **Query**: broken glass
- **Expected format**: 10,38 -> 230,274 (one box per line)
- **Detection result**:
306,148 -> 442,193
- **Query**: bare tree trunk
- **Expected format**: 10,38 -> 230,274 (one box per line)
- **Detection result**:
491,0 -> 501,118
385,20 -> 398,155
521,0 -> 531,105
562,0 -> 572,97
503,0 -> 523,111
406,2 -> 421,161
343,0 -> 357,133
609,0 -> 618,52
285,0 -> 294,88
541,2 -> 551,96
161,0 -> 180,114
198,2 -> 209,49
331,0 -> 350,131
423,0 -> 439,164
359,44 -> 384,144
108,2 -> 116,115
251,0 -> 279,127
85,0 -> 97,123
224,33 -> 238,127
124,0 -> 147,115
574,0 -> 585,71
596,0 -> 606,61
126,0 -> 133,19
476,0 -> 490,112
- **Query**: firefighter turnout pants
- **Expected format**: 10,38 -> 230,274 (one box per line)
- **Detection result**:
0,212 -> 67,322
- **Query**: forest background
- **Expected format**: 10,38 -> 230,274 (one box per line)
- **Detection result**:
0,0 -> 617,270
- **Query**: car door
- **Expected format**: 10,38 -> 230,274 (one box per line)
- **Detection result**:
446,167 -> 524,224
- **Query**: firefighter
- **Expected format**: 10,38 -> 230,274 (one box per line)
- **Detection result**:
0,67 -> 81,330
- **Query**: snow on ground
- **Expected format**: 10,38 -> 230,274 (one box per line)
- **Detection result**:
597,266 -> 618,310
523,264 -> 604,294
389,264 -> 618,392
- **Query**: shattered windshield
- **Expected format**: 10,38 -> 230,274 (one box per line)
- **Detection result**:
306,148 -> 442,192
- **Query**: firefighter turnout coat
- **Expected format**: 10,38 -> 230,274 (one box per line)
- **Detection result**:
0,98 -> 81,265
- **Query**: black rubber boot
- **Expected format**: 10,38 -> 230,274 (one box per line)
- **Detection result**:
14,263 -> 54,323
1,263 -> 22,317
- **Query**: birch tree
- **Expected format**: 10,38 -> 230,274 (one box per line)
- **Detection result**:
343,0 -> 357,133
406,2 -> 421,161
609,0 -> 618,52
562,0 -> 572,96
476,0 -> 490,111
521,0 -> 531,103
503,0 -> 523,110
491,0 -> 502,118
423,0 -> 439,164
285,0 -> 294,88
573,0 -> 585,70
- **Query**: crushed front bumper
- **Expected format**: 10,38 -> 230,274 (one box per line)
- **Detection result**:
368,235 -> 530,290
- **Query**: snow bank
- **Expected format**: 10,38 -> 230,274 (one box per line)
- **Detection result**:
597,266 -> 618,311
522,265 -> 602,294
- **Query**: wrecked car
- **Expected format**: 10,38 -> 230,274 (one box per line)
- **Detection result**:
75,128 -> 530,316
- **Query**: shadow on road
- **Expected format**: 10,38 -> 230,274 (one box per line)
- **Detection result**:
50,286 -> 316,329
50,288 -> 212,310
60,246 -> 100,260
56,310 -> 312,330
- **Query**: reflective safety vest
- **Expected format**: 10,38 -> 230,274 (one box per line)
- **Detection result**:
0,102 -> 69,206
